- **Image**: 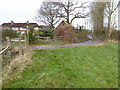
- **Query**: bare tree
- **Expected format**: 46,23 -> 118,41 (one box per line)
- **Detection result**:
104,0 -> 119,39
91,1 -> 106,35
35,1 -> 62,28
54,0 -> 89,24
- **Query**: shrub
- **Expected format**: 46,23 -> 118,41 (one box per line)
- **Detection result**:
2,29 -> 16,40
55,24 -> 77,43
19,34 -> 25,40
92,28 -> 107,40
29,28 -> 38,44
39,29 -> 54,39
95,28 -> 120,41
77,30 -> 89,42
110,30 -> 120,41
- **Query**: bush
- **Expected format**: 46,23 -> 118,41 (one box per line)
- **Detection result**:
2,29 -> 16,40
92,28 -> 107,40
19,34 -> 25,40
110,30 -> 120,41
77,30 -> 89,42
94,28 -> 120,41
29,28 -> 38,44
55,24 -> 77,43
39,29 -> 54,39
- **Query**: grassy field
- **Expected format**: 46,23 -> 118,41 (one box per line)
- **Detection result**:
3,42 -> 118,88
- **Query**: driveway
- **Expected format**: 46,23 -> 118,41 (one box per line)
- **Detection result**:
31,39 -> 103,50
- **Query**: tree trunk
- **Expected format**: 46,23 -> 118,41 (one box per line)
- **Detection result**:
107,16 -> 111,40
92,2 -> 106,36
109,29 -> 112,39
66,11 -> 70,24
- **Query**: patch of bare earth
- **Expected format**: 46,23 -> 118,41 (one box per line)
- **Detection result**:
108,40 -> 118,43
95,43 -> 104,46
96,40 -> 118,46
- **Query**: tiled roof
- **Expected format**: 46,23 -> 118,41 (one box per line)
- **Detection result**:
39,25 -> 51,30
55,20 -> 67,29
54,19 -> 67,29
2,23 -> 39,28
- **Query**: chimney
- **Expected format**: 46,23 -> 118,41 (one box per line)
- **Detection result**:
27,20 -> 29,25
11,20 -> 14,25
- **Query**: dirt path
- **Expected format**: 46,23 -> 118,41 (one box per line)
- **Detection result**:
31,39 -> 103,50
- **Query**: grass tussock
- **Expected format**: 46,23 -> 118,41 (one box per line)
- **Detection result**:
2,50 -> 32,85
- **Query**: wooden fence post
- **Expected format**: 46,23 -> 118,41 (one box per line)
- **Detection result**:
19,36 -> 22,55
6,37 -> 10,46
25,26 -> 29,50
6,36 -> 12,60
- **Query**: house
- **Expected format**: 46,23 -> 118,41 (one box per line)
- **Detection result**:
54,20 -> 68,30
39,25 -> 51,30
54,20 -> 79,32
1,21 -> 40,34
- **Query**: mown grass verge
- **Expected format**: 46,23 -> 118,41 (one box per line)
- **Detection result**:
3,42 -> 118,88
30,41 -> 70,46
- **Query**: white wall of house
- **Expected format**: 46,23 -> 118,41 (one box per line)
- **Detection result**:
12,27 -> 27,30
21,31 -> 25,34
12,27 -> 39,31
2,27 -> 10,30
20,27 -> 26,30
12,27 -> 18,30
34,27 -> 39,30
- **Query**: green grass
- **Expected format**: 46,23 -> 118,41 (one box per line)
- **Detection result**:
11,41 -> 25,46
30,41 -> 70,46
3,42 -> 118,88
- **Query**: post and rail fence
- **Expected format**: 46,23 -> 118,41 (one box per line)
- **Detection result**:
0,46 -> 10,55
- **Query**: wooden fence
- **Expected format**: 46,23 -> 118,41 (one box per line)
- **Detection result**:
0,46 -> 10,55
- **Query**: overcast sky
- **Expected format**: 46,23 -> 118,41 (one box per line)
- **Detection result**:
0,0 -> 119,30
0,0 -> 44,25
0,0 -> 91,25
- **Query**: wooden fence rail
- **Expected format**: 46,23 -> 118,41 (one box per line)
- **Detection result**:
0,46 -> 10,55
